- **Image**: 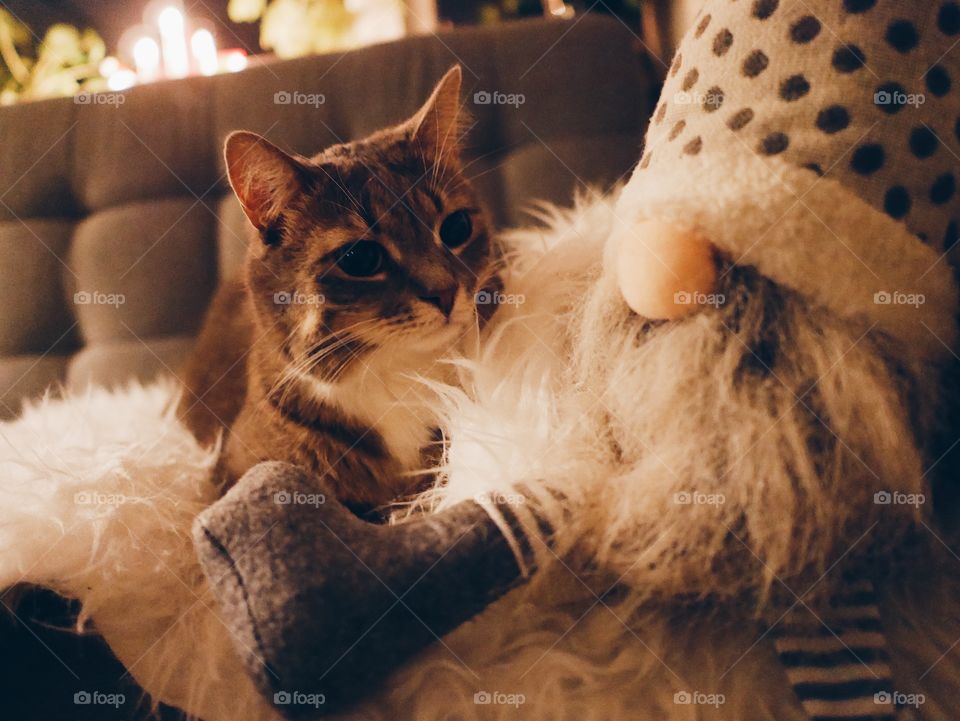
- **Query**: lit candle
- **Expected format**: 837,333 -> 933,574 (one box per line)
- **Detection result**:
107,69 -> 138,91
543,0 -> 574,18
219,49 -> 248,73
157,6 -> 189,79
406,0 -> 438,34
99,56 -> 120,78
190,28 -> 218,76
132,36 -> 161,82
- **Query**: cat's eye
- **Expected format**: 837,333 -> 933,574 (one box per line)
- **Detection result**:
439,210 -> 473,248
335,241 -> 385,277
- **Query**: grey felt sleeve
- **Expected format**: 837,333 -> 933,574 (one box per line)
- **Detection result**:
193,461 -> 529,719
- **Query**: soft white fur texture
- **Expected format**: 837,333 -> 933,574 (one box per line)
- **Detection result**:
0,379 -> 813,721
0,383 -> 276,721
2,194 -> 960,721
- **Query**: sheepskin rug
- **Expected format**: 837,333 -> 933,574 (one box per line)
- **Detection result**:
1,193 -> 960,720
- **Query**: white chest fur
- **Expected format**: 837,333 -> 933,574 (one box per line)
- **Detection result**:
294,352 -> 446,472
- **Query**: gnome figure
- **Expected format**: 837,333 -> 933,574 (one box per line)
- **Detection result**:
605,0 -> 960,717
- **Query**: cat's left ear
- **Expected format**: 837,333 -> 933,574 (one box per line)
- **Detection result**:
408,65 -> 465,159
224,131 -> 306,233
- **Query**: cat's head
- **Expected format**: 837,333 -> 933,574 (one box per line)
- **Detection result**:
224,66 -> 497,379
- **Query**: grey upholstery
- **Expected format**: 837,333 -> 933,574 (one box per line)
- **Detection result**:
0,16 -> 653,417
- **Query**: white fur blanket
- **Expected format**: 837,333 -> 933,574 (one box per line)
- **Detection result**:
2,196 -> 959,720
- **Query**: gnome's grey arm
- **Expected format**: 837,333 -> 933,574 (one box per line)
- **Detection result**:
193,462 -> 534,719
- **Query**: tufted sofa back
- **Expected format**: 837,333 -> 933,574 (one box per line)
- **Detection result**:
0,16 -> 653,417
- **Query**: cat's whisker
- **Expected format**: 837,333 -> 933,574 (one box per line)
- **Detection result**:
464,162 -> 510,185
272,342 -> 347,400
336,164 -> 366,216
300,336 -> 367,381
320,199 -> 362,217
270,318 -> 381,400
328,344 -> 369,385
435,165 -> 465,198
307,317 -> 380,353
431,107 -> 469,191
270,338 -> 343,401
451,143 -> 519,182
313,162 -> 365,219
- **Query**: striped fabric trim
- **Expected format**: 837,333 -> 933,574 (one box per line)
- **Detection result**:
770,580 -> 898,721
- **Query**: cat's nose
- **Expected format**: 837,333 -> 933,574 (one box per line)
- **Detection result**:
419,287 -> 457,317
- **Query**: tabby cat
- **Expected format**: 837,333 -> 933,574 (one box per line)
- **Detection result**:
178,66 -> 499,508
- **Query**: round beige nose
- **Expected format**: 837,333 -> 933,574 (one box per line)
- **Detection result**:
616,219 -> 718,320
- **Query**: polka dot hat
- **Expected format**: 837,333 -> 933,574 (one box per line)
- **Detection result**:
618,0 -> 960,360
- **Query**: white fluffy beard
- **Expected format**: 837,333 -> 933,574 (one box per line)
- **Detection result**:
435,190 -> 945,611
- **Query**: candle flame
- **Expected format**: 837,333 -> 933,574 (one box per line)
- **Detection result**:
190,29 -> 218,76
132,36 -> 161,81
157,6 -> 189,79
107,69 -> 137,91
222,50 -> 248,73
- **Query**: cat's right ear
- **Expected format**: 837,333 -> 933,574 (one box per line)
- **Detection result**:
224,131 -> 304,232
